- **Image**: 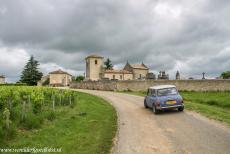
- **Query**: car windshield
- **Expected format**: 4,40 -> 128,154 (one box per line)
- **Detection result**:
157,88 -> 178,96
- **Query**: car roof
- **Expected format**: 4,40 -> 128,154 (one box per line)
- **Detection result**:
149,85 -> 176,90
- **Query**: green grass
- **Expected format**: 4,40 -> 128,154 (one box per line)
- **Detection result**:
0,91 -> 117,154
181,91 -> 230,124
119,90 -> 230,125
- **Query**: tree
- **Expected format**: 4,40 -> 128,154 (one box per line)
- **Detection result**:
221,71 -> 230,79
20,56 -> 43,85
104,58 -> 113,70
75,75 -> 84,82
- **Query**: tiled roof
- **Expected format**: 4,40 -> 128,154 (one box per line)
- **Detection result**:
104,69 -> 132,74
49,69 -> 72,76
130,64 -> 149,70
0,75 -> 5,78
86,54 -> 104,59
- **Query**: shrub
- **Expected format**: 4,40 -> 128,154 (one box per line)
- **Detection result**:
33,102 -> 42,114
45,111 -> 56,121
9,107 -> 21,121
20,113 -> 43,130
1,122 -> 17,140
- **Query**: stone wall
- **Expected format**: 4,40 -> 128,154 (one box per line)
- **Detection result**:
70,79 -> 230,91
71,81 -> 117,91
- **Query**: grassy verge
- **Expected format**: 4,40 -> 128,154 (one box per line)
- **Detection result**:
118,90 -> 230,125
1,91 -> 117,154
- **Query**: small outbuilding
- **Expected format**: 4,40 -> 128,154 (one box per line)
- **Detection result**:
37,69 -> 72,87
49,69 -> 73,87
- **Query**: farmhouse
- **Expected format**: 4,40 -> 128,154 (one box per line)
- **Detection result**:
49,69 -> 73,86
85,54 -> 149,81
38,69 -> 72,86
0,75 -> 6,84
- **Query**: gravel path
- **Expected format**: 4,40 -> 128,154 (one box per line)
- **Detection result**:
74,89 -> 230,154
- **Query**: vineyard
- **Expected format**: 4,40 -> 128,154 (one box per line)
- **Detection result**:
0,86 -> 77,140
0,86 -> 117,153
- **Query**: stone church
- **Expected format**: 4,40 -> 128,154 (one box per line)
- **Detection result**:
85,54 -> 149,81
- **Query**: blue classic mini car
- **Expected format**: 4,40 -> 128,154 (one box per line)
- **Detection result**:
144,85 -> 184,114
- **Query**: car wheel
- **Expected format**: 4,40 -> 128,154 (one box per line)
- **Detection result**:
152,105 -> 159,114
144,100 -> 148,108
178,106 -> 184,112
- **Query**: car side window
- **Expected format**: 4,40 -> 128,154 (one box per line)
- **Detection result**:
151,89 -> 156,96
147,89 -> 151,96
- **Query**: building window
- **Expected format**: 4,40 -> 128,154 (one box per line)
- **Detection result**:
139,74 -> 142,79
120,75 -> 122,80
113,75 -> 115,79
95,60 -> 97,64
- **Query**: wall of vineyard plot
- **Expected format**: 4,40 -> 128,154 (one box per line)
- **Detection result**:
71,79 -> 230,91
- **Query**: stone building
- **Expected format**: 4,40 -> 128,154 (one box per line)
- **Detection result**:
37,69 -> 72,86
123,62 -> 149,80
103,69 -> 133,80
0,75 -> 6,84
85,54 -> 149,81
85,55 -> 104,81
158,71 -> 169,80
146,73 -> 156,80
49,69 -> 72,86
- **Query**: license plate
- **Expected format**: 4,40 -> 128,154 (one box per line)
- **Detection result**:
166,101 -> 176,105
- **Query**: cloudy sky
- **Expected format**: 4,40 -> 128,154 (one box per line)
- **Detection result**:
0,0 -> 230,82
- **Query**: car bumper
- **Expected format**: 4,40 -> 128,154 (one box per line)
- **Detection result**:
157,104 -> 184,110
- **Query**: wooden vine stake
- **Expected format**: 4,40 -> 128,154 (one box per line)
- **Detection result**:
3,108 -> 10,129
22,101 -> 26,121
52,93 -> 55,111
60,95 -> 62,106
28,95 -> 31,111
69,95 -> 72,105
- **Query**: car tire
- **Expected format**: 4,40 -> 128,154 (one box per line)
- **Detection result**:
144,100 -> 148,108
152,105 -> 159,114
178,106 -> 184,112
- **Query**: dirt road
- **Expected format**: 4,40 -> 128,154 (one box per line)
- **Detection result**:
75,89 -> 230,154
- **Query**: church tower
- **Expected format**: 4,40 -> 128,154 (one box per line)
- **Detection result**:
85,55 -> 104,81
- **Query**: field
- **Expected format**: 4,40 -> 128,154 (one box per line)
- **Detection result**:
119,90 -> 230,124
0,86 -> 117,154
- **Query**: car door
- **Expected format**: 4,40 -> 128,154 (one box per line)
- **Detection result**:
149,89 -> 157,107
145,89 -> 151,107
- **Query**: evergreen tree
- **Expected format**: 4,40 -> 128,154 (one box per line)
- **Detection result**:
104,58 -> 113,70
20,56 -> 43,85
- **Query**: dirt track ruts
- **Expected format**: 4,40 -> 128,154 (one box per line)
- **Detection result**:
74,89 -> 230,154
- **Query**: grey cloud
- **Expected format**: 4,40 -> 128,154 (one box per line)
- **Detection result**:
0,0 -> 230,81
